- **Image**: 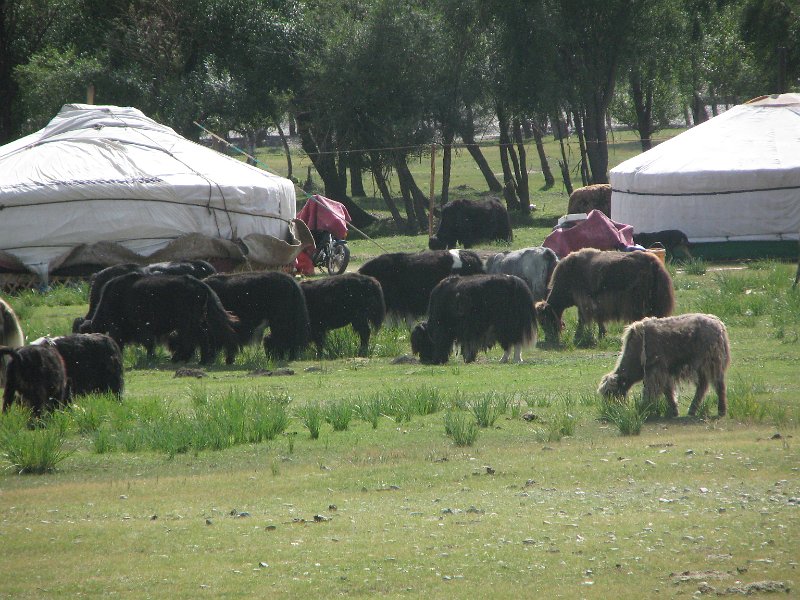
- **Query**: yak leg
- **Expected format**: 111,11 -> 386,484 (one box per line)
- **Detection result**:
688,375 -> 709,417
663,381 -> 679,417
597,321 -> 607,338
501,344 -> 522,363
714,376 -> 727,417
574,314 -> 594,347
353,320 -> 371,358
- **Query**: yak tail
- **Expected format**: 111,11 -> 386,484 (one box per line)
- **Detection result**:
204,289 -> 240,361
650,259 -> 676,317
367,281 -> 386,331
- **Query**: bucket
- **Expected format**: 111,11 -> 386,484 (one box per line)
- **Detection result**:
646,243 -> 666,265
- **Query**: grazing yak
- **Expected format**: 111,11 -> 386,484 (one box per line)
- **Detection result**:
485,246 -> 559,302
566,184 -> 611,217
633,230 -> 692,259
1,297 -> 25,386
72,260 -> 217,333
79,273 -> 238,364
300,273 -> 385,357
598,313 -> 730,418
0,344 -> 67,416
359,249 -> 484,325
410,274 -> 537,364
536,248 -> 674,346
428,198 -> 513,250
203,271 -> 310,360
33,334 -> 124,399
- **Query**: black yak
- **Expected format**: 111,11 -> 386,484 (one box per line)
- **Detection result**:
428,198 -> 513,250
535,248 -> 675,346
33,334 -> 124,399
203,271 -> 310,360
0,345 -> 67,416
598,313 -> 730,417
410,274 -> 537,364
300,273 -> 385,357
633,230 -> 692,260
79,273 -> 238,364
358,249 -> 484,325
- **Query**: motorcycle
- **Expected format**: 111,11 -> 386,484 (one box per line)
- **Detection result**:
310,230 -> 350,275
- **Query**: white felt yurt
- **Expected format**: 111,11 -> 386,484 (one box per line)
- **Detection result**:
0,104 -> 303,280
610,94 -> 800,253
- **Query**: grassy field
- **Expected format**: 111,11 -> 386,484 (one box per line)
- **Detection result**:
2,131 -> 799,598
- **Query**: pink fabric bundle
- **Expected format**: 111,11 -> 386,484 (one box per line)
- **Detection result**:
543,209 -> 634,258
297,195 -> 351,240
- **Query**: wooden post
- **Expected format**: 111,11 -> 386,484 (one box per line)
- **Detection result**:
428,144 -> 436,237
86,83 -> 95,105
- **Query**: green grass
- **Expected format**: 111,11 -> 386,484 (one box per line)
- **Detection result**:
1,135 -> 799,598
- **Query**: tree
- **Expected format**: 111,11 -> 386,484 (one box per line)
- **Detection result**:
0,0 -> 84,142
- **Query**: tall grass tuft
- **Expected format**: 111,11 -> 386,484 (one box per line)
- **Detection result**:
354,394 -> 386,429
324,399 -> 354,431
297,402 -> 324,439
468,392 -> 504,428
682,257 -> 707,275
599,395 -> 650,436
406,386 -> 444,416
443,411 -> 478,447
726,379 -> 769,423
0,407 -> 74,474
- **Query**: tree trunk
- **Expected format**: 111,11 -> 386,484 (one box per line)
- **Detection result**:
295,115 -> 375,228
572,109 -> 591,185
395,156 -> 429,232
512,117 -> 530,212
691,91 -> 708,126
245,131 -> 257,166
441,126 -> 454,205
369,152 -> 406,230
558,133 -> 573,197
629,70 -> 653,151
349,152 -> 366,197
276,122 -> 293,180
460,106 -> 503,192
496,104 -> 520,211
531,121 -> 555,188
582,94 -> 611,184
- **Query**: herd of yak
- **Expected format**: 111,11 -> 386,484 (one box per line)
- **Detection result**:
1,241 -> 731,421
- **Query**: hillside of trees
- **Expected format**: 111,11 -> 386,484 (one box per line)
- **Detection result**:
2,0 -> 797,229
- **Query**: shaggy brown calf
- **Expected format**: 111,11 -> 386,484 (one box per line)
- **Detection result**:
597,313 -> 730,417
567,184 -> 611,217
0,345 -> 68,416
536,248 -> 674,346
